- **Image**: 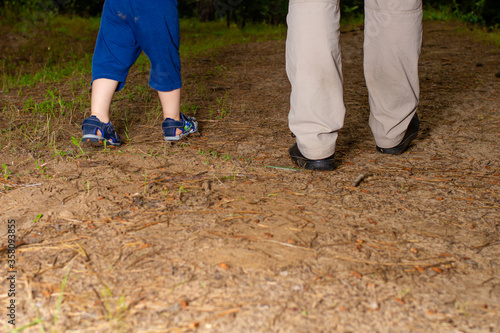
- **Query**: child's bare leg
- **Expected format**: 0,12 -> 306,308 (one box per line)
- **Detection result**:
91,78 -> 119,124
159,88 -> 181,120
159,88 -> 181,135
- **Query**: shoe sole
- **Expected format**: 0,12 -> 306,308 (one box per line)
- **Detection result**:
163,123 -> 199,142
81,135 -> 120,147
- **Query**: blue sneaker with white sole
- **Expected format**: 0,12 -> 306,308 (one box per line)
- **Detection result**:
81,115 -> 121,147
162,113 -> 198,141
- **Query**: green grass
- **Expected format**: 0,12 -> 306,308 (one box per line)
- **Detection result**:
5,54 -> 93,90
1,9 -> 497,156
1,15 -> 286,91
459,25 -> 500,47
340,11 -> 365,31
424,5 -> 500,47
1,12 -> 97,91
0,13 -> 288,154
424,5 -> 455,22
179,18 -> 285,57
5,9 -> 494,91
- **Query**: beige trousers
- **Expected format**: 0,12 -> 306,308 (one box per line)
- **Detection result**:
286,0 -> 423,159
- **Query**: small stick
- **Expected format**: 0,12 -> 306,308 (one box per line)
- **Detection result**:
265,165 -> 301,171
333,255 -> 454,267
127,219 -> 170,232
216,308 -> 241,318
353,173 -> 367,187
264,240 -> 313,250
23,183 -> 43,187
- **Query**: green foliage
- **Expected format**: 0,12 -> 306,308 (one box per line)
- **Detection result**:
2,163 -> 11,179
452,0 -> 486,25
191,0 -> 363,26
1,0 -> 498,26
425,0 -> 500,26
0,0 -> 104,17
61,0 -> 104,16
0,0 -> 365,26
221,0 -> 289,26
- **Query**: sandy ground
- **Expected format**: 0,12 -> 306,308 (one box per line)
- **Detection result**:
0,20 -> 499,332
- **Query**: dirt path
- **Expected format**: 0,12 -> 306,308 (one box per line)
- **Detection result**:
1,21 -> 499,332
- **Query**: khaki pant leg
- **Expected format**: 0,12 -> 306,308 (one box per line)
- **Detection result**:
364,0 -> 423,148
286,0 -> 343,159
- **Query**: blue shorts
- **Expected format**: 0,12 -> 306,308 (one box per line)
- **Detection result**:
92,0 -> 181,92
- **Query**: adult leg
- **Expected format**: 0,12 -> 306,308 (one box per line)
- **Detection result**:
364,0 -> 423,150
286,0 -> 344,160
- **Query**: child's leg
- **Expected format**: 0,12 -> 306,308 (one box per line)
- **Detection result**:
130,1 -> 197,141
159,87 -> 198,141
159,88 -> 185,137
81,77 -> 122,146
91,78 -> 119,124
82,0 -> 140,146
132,1 -> 182,96
81,77 -> 121,146
159,88 -> 181,121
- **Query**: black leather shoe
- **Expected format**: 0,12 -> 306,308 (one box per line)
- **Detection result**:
289,143 -> 335,171
376,113 -> 420,155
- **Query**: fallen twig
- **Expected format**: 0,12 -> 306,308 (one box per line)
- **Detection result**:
353,173 -> 368,187
265,165 -> 301,171
264,239 -> 314,250
0,178 -> 42,188
126,219 -> 170,232
332,255 -> 454,267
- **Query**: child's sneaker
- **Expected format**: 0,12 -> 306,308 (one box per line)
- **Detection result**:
162,113 -> 198,141
81,115 -> 121,147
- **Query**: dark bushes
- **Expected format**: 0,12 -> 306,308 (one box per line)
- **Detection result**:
1,0 -> 498,26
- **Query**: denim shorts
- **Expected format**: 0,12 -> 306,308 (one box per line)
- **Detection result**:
92,0 -> 181,92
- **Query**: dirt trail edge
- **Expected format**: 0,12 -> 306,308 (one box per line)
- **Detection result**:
1,21 -> 499,332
